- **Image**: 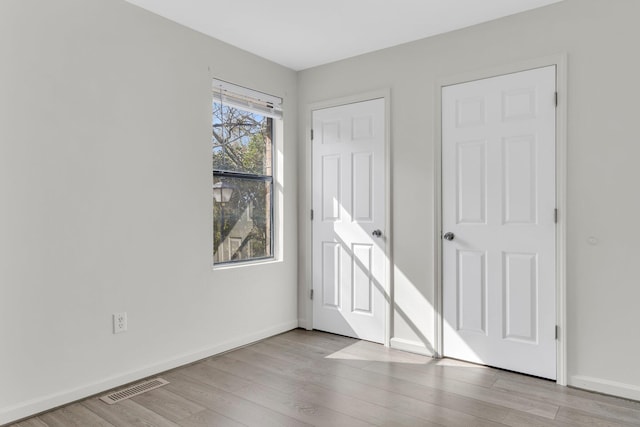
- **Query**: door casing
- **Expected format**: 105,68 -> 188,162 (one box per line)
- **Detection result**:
434,54 -> 568,385
303,89 -> 392,346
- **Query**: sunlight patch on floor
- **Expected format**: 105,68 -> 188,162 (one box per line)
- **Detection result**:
435,358 -> 488,368
324,341 -> 431,365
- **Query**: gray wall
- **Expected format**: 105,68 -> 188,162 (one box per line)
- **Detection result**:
298,0 -> 640,399
0,0 -> 298,423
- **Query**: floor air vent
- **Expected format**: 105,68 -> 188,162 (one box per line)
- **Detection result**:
100,378 -> 169,404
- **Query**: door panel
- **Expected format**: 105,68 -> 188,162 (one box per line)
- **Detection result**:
321,155 -> 341,221
457,250 -> 487,334
503,252 -> 538,342
352,152 -> 373,221
456,140 -> 487,224
352,243 -> 373,314
321,242 -> 341,308
503,135 -> 537,224
442,66 -> 556,379
312,98 -> 386,344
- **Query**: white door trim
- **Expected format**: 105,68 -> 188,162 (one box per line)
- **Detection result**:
434,54 -> 568,385
303,89 -> 392,346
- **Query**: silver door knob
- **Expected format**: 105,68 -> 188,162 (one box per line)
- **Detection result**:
443,232 -> 455,241
372,229 -> 383,238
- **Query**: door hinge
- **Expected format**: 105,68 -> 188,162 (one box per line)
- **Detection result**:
311,129 -> 314,141
555,325 -> 559,340
311,209 -> 314,220
310,289 -> 314,300
554,92 -> 558,107
554,208 -> 558,223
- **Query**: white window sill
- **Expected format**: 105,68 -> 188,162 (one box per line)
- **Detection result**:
212,257 -> 281,271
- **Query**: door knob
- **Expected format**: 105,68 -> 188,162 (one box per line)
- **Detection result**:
443,232 -> 455,241
372,229 -> 383,238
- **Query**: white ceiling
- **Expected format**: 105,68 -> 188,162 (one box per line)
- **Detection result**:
124,0 -> 563,71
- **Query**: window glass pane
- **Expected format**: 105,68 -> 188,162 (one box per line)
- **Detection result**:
212,103 -> 272,176
213,176 -> 272,263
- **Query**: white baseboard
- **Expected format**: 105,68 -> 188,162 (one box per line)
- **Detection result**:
0,320 -> 298,426
390,337 -> 434,357
569,375 -> 640,401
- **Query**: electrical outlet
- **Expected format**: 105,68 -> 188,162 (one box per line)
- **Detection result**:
113,312 -> 127,334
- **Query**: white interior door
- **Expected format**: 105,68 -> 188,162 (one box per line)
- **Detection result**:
312,98 -> 386,344
442,66 -> 557,379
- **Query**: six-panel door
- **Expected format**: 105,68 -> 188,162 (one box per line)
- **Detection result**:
312,98 -> 386,344
442,66 -> 557,379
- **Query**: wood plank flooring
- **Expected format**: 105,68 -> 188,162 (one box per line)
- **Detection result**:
10,329 -> 640,426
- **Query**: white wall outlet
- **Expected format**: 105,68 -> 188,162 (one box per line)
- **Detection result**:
113,312 -> 127,334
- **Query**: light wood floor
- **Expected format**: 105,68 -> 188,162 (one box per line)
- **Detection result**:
10,329 -> 640,426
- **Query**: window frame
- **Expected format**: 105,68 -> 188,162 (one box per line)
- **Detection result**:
212,80 -> 281,267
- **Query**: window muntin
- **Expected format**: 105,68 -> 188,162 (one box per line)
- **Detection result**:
212,91 -> 275,265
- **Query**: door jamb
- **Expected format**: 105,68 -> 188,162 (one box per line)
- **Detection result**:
433,55 -> 568,385
303,89 -> 392,346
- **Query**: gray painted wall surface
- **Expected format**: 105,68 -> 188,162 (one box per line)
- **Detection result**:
0,0 -> 298,423
298,0 -> 640,398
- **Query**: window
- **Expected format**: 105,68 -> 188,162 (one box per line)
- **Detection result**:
212,79 -> 281,265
